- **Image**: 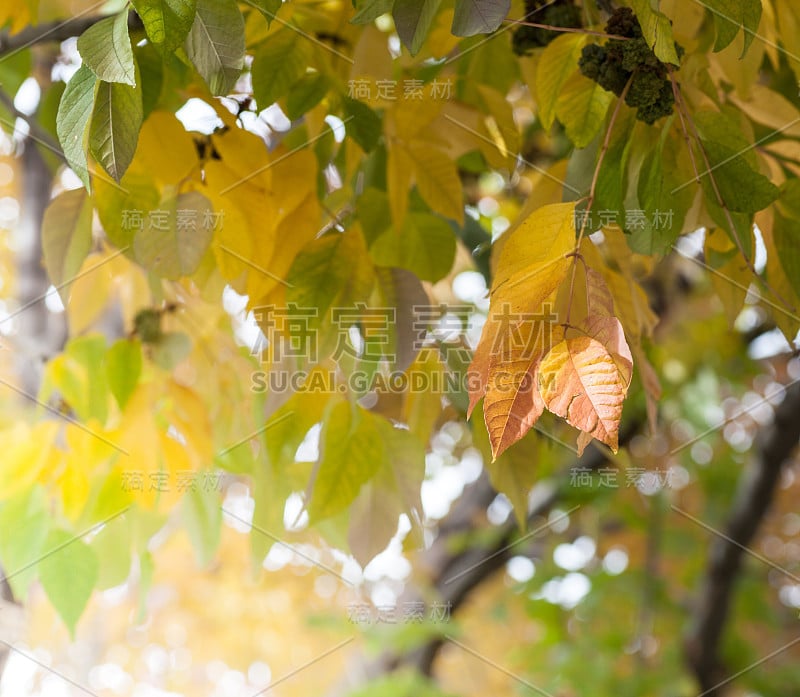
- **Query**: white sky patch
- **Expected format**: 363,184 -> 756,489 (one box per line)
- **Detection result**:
44,285 -> 65,313
176,98 -> 224,135
14,77 -> 40,116
283,493 -> 309,531
261,104 -> 291,132
748,328 -> 794,360
222,483 -> 255,533
553,536 -> 595,571
506,556 -> 535,583
295,423 -> 321,462
452,271 -> 487,305
326,115 -> 346,142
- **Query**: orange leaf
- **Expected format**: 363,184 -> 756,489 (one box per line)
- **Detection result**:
538,332 -> 631,452
482,321 -> 561,459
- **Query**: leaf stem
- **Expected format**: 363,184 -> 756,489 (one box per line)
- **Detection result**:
564,75 -> 634,325
504,19 -> 632,41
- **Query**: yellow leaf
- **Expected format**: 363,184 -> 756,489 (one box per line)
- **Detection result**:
67,252 -> 114,335
533,33 -> 588,130
266,148 -> 319,228
0,3 -> 31,33
705,227 -> 751,326
491,202 -> 575,312
728,85 -> 800,138
388,94 -> 442,141
555,72 -> 613,149
58,422 -> 116,520
0,421 -> 60,500
538,331 -> 631,452
131,111 -> 198,184
247,192 -> 320,305
586,227 -> 658,340
711,31 -> 766,99
755,208 -> 800,342
204,158 -> 274,296
402,347 -> 445,444
406,141 -> 464,224
387,142 -> 414,230
477,84 -> 520,166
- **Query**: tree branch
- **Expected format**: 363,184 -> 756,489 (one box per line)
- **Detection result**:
0,12 -> 143,59
0,87 -> 63,157
684,380 -> 800,695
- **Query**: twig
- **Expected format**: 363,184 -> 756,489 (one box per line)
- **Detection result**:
0,12 -> 143,59
565,74 -> 634,325
503,18 -> 633,41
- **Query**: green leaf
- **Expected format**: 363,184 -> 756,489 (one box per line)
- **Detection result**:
132,0 -> 196,53
41,334 -> 110,423
348,420 -> 424,565
773,182 -> 800,299
370,212 -> 456,282
0,47 -> 31,98
94,170 -> 160,248
252,28 -> 311,108
555,72 -> 613,149
106,338 -> 142,409
393,0 -> 441,55
286,228 -> 376,354
693,110 -> 755,164
135,41 -> 165,118
773,212 -> 800,300
77,11 -> 136,85
56,65 -> 98,190
534,32 -> 587,131
286,72 -> 330,120
342,96 -> 382,151
38,530 -> 99,637
90,72 -> 144,182
307,402 -> 385,522
0,486 -> 50,600
262,391 -> 332,470
698,139 -> 779,214
704,0 -> 762,56
133,190 -> 214,278
185,0 -> 245,96
592,108 -> 636,226
357,187 -> 391,245
474,410 -> 538,529
41,188 -> 94,303
451,0 -> 509,37
182,485 -> 222,567
628,0 -> 680,65
630,132 -> 694,254
352,0 -> 394,24
90,515 -> 131,590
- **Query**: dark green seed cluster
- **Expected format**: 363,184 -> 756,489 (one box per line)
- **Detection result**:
134,308 -> 164,344
512,0 -> 583,55
578,7 -> 678,124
